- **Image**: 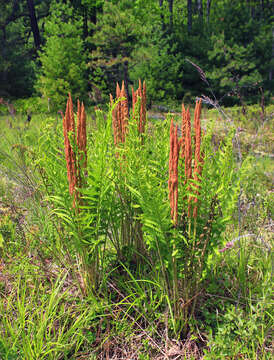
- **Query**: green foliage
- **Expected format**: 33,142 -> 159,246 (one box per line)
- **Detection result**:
130,32 -> 183,103
0,98 -> 272,356
88,1 -> 142,99
0,274 -> 92,360
0,215 -> 16,251
204,299 -> 273,359
11,97 -> 49,115
29,98 -> 241,336
36,1 -> 87,110
0,1 -> 36,98
1,0 -> 273,104
207,33 -> 262,105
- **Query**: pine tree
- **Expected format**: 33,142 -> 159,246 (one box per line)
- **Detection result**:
36,0 -> 86,110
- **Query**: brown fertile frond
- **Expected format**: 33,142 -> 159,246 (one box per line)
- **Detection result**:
168,101 -> 204,222
63,94 -> 76,197
131,80 -> 146,135
131,86 -> 137,115
184,108 -> 192,217
185,108 -> 192,182
116,83 -> 122,144
63,94 -> 87,209
116,82 -> 121,98
76,100 -> 87,195
68,93 -> 75,135
111,82 -> 129,146
138,79 -> 142,93
181,104 -> 186,158
169,118 -> 181,225
121,81 -> 128,142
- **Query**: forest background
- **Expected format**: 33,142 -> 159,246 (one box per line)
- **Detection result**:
0,0 -> 273,110
0,1 -> 273,358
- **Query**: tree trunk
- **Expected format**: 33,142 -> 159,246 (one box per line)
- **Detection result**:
207,0 -> 212,24
90,5 -> 97,25
85,3 -> 98,38
260,0 -> 264,19
246,0 -> 256,19
26,0 -> 41,49
168,0 -> 174,28
187,0 -> 192,34
197,0 -> 203,20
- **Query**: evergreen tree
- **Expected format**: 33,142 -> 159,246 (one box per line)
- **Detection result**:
88,1 -> 142,101
0,0 -> 272,105
36,0 -> 86,109
0,0 -> 44,97
207,33 -> 262,105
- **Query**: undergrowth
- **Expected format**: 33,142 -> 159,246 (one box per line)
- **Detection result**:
0,99 -> 273,359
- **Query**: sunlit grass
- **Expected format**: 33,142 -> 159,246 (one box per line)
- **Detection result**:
0,102 -> 273,358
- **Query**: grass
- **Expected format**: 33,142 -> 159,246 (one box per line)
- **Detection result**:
0,101 -> 273,359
